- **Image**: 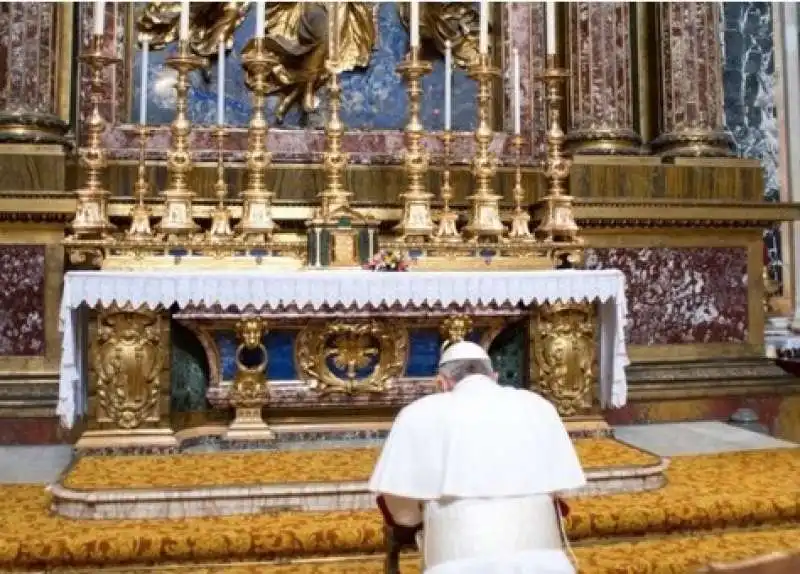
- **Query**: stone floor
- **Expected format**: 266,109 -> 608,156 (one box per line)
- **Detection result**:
0,421 -> 795,485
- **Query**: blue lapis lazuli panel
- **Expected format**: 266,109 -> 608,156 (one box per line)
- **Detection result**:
214,330 -> 297,381
405,329 -> 485,377
406,329 -> 441,377
267,331 -> 297,381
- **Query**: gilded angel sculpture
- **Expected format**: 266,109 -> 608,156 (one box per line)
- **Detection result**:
137,2 -> 376,122
397,2 -> 482,68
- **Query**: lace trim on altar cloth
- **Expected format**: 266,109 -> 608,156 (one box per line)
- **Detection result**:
57,270 -> 630,428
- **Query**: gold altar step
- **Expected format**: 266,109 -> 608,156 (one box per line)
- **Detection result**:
1,449 -> 799,572
54,526 -> 800,574
49,437 -> 667,520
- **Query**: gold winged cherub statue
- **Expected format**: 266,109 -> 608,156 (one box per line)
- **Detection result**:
137,2 -> 376,122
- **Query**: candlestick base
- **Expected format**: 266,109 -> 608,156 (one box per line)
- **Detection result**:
508,134 -> 533,243
434,211 -> 462,243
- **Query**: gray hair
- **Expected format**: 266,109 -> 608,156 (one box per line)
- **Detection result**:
439,358 -> 494,383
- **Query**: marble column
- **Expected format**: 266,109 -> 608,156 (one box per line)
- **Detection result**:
651,2 -> 734,158
565,2 -> 641,155
0,2 -> 69,145
774,3 -> 800,334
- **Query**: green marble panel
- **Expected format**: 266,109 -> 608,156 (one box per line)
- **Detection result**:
489,322 -> 527,389
171,322 -> 211,412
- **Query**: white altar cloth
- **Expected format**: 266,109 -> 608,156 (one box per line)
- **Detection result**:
58,269 -> 630,428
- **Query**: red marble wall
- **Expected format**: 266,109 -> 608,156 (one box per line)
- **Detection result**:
0,245 -> 46,356
0,2 -> 59,115
585,247 -> 749,344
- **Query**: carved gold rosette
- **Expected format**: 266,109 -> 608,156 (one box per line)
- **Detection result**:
296,321 -> 408,394
529,301 -> 597,418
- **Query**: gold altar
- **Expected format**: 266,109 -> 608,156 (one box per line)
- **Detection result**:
2,2 -> 800,447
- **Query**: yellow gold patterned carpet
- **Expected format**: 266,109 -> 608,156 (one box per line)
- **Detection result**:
58,527 -> 800,574
0,449 -> 797,571
63,437 -> 659,491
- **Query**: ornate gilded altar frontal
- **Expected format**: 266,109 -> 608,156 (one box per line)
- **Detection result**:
63,437 -> 657,491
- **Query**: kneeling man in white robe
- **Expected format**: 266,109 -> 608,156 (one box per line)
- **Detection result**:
368,340 -> 586,574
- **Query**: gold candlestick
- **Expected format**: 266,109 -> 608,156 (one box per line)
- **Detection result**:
237,38 -> 276,242
158,40 -> 203,238
508,134 -> 533,241
69,34 -> 117,239
126,125 -> 153,240
207,126 -> 234,241
464,52 -> 505,241
395,46 -> 434,240
318,59 -> 351,220
434,130 -> 461,242
536,57 -> 579,243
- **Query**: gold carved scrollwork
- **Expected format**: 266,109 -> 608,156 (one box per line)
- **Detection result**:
530,301 -> 597,418
397,3 -> 481,67
252,3 -> 375,121
440,315 -> 473,347
92,306 -> 165,429
225,317 -> 274,440
296,321 -> 408,394
229,317 -> 269,407
137,2 -> 376,121
137,2 -> 249,55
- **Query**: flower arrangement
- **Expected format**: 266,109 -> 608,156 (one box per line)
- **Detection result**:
363,250 -> 410,272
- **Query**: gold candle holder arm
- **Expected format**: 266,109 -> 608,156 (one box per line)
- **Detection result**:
536,58 -> 579,244
69,34 -> 119,239
464,53 -> 505,242
158,40 -> 204,238
508,134 -> 533,241
394,46 -> 435,241
126,125 -> 154,240
237,38 -> 276,243
207,126 -> 234,242
434,129 -> 461,242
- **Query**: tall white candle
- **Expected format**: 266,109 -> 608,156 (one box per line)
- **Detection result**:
255,1 -> 266,39
410,0 -> 420,49
546,1 -> 557,55
179,1 -> 190,41
479,0 -> 489,55
217,41 -> 225,126
444,41 -> 452,130
513,48 -> 521,135
140,40 -> 149,126
93,1 -> 105,36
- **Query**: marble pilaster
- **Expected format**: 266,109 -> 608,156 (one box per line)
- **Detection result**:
0,2 -> 68,145
773,3 -> 800,332
652,2 -> 734,158
565,2 -> 641,155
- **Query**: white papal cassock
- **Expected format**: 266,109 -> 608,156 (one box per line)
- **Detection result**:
368,370 -> 586,573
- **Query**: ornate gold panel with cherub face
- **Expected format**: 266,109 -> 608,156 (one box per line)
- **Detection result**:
295,320 -> 409,394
